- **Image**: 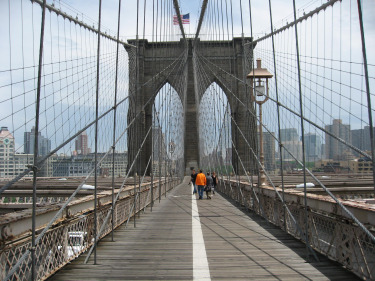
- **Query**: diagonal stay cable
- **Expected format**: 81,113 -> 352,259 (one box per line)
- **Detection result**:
84,53 -> 188,263
0,50 -> 187,195
244,0 -> 341,47
195,51 -> 372,160
2,50 -> 188,280
32,0 -> 136,48
228,113 -> 320,261
172,0 -> 186,41
229,99 -> 375,246
195,48 -> 375,245
193,48 -> 242,198
84,125 -> 155,264
194,0 -> 209,43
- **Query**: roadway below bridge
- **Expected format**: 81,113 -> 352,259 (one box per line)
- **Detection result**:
49,176 -> 359,280
0,177 -> 147,214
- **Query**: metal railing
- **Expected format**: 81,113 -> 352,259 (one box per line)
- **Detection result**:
0,178 -> 180,281
216,179 -> 375,280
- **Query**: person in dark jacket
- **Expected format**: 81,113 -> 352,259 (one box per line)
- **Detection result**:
211,171 -> 218,195
205,172 -> 213,199
190,169 -> 197,194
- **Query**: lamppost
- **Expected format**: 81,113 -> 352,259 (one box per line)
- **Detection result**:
247,58 -> 273,186
169,140 -> 175,175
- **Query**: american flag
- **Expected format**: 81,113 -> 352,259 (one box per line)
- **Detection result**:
173,13 -> 190,25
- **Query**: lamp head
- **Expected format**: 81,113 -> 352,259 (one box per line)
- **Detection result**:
247,58 -> 273,80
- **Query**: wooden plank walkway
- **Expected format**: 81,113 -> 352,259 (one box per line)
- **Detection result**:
49,177 -> 360,280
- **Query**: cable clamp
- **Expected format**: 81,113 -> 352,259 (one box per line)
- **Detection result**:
27,165 -> 39,172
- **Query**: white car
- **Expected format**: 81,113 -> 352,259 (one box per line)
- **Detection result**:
67,231 -> 87,257
57,231 -> 88,258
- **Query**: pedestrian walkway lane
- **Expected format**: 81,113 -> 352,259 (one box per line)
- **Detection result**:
50,177 -> 359,280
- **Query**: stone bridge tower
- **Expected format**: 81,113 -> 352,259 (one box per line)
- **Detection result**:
125,37 -> 257,176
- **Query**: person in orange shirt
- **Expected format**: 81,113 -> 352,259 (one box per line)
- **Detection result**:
195,169 -> 206,200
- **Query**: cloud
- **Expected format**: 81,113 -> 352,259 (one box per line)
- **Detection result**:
0,0 -> 374,161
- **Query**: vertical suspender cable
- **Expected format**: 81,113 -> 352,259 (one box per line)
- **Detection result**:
8,0 -> 14,143
94,0 -> 103,265
137,0 -> 142,220
142,0 -> 150,209
165,90 -> 170,188
134,0 -> 140,228
162,3 -> 167,198
356,0 -> 375,190
111,0 -> 122,242
220,0 -> 225,41
158,99 -> 162,202
151,107 -> 154,211
292,0 -> 312,260
241,1 -> 251,197
31,0 -> 47,279
213,0 -> 218,41
151,0 -> 155,210
138,0 -> 147,220
267,0 -> 287,231
247,0 -> 255,205
228,0 -> 234,187
237,0 -> 245,191
167,86 -> 172,191
156,0 -> 161,203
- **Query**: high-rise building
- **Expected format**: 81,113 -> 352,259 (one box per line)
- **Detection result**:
325,119 -> 351,160
24,127 -> 51,156
258,131 -> 276,171
351,126 -> 375,156
52,155 -> 95,177
13,154 -> 33,178
304,133 -> 322,162
0,127 -> 55,178
280,128 -> 302,162
98,152 -> 128,177
152,126 -> 166,161
280,128 -> 299,142
0,127 -> 15,178
75,131 -> 90,155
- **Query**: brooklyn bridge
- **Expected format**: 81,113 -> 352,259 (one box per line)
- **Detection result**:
0,0 -> 374,280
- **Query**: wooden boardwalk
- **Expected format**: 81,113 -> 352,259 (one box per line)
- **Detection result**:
49,177 -> 359,280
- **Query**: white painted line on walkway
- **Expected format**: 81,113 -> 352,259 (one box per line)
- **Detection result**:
192,185 -> 211,280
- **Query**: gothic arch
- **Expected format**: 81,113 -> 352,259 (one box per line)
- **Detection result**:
125,37 -> 256,175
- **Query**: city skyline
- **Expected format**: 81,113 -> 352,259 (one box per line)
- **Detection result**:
1,0 -> 374,161
1,117 -> 373,160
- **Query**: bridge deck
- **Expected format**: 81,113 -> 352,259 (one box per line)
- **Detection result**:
50,177 -> 359,280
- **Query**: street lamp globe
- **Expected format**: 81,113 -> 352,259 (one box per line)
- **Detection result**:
247,58 -> 273,104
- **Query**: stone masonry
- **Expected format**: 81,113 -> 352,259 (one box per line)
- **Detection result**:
125,38 -> 257,175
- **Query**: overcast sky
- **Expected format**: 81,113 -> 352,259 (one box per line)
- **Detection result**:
60,0 -> 374,41
26,0 -> 362,39
0,0 -> 374,155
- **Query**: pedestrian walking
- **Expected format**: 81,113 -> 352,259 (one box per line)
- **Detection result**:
205,172 -> 213,199
195,170 -> 206,200
211,171 -> 218,195
190,169 -> 197,194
